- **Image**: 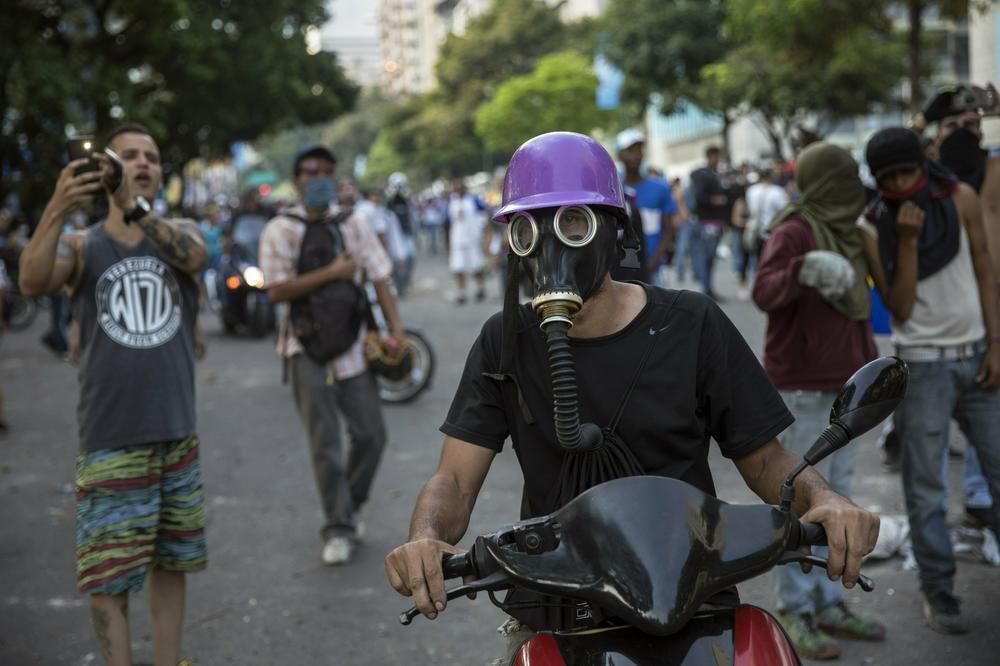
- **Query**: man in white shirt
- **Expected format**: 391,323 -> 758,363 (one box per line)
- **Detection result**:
745,167 -> 790,258
447,179 -> 488,304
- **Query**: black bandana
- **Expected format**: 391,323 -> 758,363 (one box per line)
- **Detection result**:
938,127 -> 988,193
865,160 -> 960,282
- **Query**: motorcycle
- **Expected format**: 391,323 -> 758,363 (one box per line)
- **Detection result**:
363,282 -> 434,404
215,213 -> 274,338
399,357 -> 908,665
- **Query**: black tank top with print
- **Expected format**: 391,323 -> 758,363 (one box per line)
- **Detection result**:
71,223 -> 199,452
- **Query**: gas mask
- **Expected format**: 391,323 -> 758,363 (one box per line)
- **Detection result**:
507,204 -> 620,326
504,204 -> 623,453
938,126 -> 987,192
492,131 -> 648,509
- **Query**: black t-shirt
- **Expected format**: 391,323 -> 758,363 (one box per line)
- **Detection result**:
441,285 -> 792,631
442,284 -> 793,518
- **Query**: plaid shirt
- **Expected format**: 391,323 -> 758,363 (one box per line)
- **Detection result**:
259,204 -> 392,379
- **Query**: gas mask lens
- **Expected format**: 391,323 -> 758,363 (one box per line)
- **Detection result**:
509,212 -> 539,257
554,205 -> 597,247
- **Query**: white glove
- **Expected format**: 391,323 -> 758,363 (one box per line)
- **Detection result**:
798,250 -> 855,301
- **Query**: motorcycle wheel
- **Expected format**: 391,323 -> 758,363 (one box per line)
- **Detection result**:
376,328 -> 434,404
247,293 -> 274,338
6,294 -> 38,331
220,309 -> 239,335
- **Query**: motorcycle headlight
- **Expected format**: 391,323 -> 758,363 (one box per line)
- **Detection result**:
242,266 -> 265,289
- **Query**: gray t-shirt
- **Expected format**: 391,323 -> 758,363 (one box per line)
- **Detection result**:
72,223 -> 199,452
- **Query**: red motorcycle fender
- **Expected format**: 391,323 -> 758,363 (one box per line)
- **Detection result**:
734,605 -> 801,666
512,633 -> 566,666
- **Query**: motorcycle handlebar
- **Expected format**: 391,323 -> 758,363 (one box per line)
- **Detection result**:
441,552 -> 473,580
790,521 -> 828,549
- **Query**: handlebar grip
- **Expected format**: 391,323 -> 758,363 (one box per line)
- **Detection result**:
441,552 -> 473,579
798,522 -> 827,547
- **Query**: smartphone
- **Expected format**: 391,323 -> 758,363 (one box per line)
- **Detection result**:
67,137 -> 100,176
103,147 -> 124,193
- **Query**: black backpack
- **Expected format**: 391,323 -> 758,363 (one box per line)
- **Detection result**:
288,211 -> 368,363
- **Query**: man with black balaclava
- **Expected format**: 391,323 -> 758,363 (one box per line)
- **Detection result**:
925,85 -> 1000,277
385,132 -> 880,659
924,87 -> 1000,537
861,127 -> 1000,635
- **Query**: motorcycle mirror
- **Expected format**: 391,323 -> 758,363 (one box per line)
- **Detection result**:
802,357 -> 908,466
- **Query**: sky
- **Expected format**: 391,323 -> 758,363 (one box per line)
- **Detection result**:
322,0 -> 378,40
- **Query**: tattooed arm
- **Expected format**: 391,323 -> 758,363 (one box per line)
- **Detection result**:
93,150 -> 207,276
133,215 -> 208,276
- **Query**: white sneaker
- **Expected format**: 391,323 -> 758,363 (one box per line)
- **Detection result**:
321,536 -> 353,566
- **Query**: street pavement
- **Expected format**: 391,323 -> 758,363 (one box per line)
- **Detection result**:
1,245 -> 999,665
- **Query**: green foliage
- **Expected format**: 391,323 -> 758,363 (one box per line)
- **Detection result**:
3,0 -> 358,215
600,0 -> 728,115
474,51 -> 610,153
435,0 -> 576,102
699,0 -> 905,156
255,89 -> 392,182
366,0 -> 596,181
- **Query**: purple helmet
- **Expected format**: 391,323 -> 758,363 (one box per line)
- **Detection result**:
492,132 -> 626,223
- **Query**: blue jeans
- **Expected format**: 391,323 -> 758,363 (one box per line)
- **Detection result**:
965,446 -> 993,510
895,352 -> 1000,595
674,219 -> 697,282
775,390 -> 857,614
691,223 -> 723,296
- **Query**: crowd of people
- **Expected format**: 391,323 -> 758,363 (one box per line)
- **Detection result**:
2,81 -> 1000,665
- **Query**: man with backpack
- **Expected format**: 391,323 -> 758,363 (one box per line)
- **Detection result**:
260,145 -> 404,566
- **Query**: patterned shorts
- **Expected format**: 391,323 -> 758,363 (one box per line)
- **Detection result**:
75,436 -> 208,596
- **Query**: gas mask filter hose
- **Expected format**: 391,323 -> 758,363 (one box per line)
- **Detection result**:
535,292 -> 603,452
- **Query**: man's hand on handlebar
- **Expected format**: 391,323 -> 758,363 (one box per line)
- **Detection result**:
798,491 -> 880,590
385,538 -> 466,620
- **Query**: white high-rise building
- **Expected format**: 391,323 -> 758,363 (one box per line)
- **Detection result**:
378,0 -> 447,96
378,0 -> 607,96
322,1 -> 381,88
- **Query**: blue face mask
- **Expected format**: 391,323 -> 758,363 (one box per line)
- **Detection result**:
302,177 -> 337,211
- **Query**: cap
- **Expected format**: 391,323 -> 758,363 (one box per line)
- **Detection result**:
293,145 -> 337,176
923,86 -> 967,123
865,127 -> 925,180
614,128 -> 646,153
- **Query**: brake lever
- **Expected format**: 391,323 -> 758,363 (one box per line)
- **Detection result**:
779,552 -> 875,592
399,571 -> 512,626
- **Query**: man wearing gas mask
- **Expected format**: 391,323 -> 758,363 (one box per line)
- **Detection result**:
386,133 -> 880,650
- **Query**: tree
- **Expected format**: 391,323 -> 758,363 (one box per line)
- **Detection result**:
600,0 -> 728,117
255,89 -> 392,182
475,51 -> 610,153
902,1 -> 991,113
700,0 -> 905,159
2,0 -> 358,217
366,0 -> 595,180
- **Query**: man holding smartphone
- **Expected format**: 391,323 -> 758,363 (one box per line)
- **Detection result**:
19,123 -> 207,666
